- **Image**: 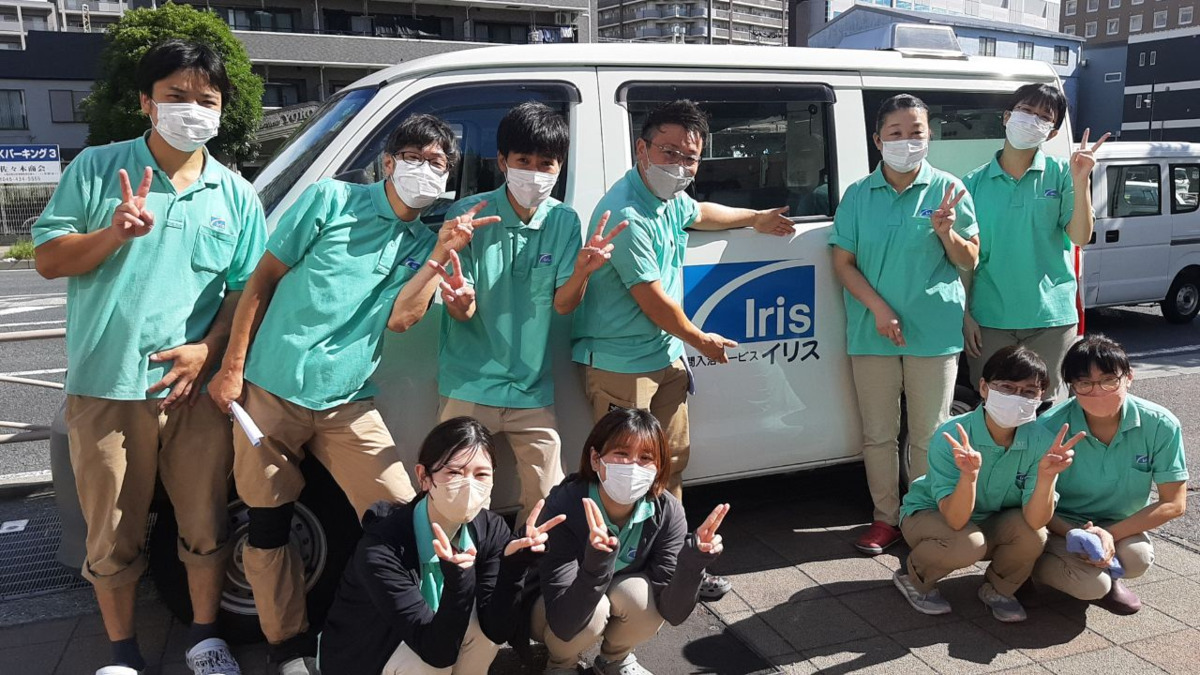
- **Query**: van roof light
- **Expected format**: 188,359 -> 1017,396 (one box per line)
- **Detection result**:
884,24 -> 967,59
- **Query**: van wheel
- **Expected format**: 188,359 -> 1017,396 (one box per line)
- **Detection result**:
899,385 -> 981,486
1161,271 -> 1200,324
149,459 -> 363,644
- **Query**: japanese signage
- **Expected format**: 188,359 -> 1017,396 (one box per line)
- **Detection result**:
0,145 -> 62,185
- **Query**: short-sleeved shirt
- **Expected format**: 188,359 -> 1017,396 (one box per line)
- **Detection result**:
437,185 -> 582,408
901,407 -> 1056,523
589,483 -> 656,572
244,179 -> 437,410
829,162 -> 979,357
1041,394 -> 1189,525
963,151 -> 1077,329
32,134 -> 266,400
571,168 -> 700,374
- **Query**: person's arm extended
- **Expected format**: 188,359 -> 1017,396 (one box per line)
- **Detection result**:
1066,130 -> 1109,247
209,254 -> 290,412
1023,425 -> 1084,529
389,246 -> 456,332
961,268 -> 983,359
36,228 -> 127,279
648,501 -> 719,626
939,232 -> 979,273
938,475 -> 978,531
539,499 -> 618,641
1022,473 -> 1058,531
1107,481 -> 1187,542
690,202 -> 793,236
629,281 -> 736,363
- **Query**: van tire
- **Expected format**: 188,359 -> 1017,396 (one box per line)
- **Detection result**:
149,459 -> 363,645
1161,270 -> 1200,324
899,385 -> 981,486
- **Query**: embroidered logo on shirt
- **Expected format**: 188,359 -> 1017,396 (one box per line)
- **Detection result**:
1135,454 -> 1150,465
538,253 -> 553,265
625,547 -> 638,561
1044,189 -> 1060,198
207,217 -> 228,232
1015,472 -> 1029,490
403,257 -> 421,271
918,208 -> 934,217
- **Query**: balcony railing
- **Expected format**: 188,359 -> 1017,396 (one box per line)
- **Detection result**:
61,0 -> 124,13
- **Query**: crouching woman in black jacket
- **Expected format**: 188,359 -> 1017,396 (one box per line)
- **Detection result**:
533,408 -> 729,675
319,416 -> 565,674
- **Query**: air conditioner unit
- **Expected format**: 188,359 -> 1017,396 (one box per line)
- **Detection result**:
554,11 -> 572,25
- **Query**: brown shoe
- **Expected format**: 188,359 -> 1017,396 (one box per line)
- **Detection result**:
1096,578 -> 1142,615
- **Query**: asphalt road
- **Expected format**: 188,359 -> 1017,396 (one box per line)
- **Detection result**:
1,269 -> 1199,544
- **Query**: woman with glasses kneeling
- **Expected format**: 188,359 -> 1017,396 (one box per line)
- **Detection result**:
531,408 -> 728,675
895,346 -> 1080,622
1033,335 -> 1189,615
319,417 -> 565,674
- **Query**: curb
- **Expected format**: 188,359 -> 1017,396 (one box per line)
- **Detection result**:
0,259 -> 35,270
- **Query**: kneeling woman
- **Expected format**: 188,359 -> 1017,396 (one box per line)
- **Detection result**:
895,346 -> 1080,622
533,408 -> 728,675
319,417 -> 564,674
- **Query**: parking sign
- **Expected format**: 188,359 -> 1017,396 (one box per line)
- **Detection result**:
0,145 -> 62,185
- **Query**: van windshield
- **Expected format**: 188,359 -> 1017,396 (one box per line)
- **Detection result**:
255,87 -> 378,215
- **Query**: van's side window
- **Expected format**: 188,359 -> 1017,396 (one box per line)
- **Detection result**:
1171,165 -> 1199,214
620,83 -> 837,218
1108,164 -> 1162,218
861,90 -> 1012,179
334,81 -> 580,225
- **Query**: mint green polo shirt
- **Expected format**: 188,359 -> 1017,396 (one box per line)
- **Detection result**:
963,151 -> 1077,329
32,134 -> 265,400
829,162 -> 979,357
590,483 -> 655,572
1041,394 -> 1189,525
413,497 -> 475,612
437,185 -> 582,408
244,179 -> 437,410
901,407 -> 1056,523
571,168 -> 699,374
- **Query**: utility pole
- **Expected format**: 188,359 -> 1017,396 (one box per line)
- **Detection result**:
707,0 -> 713,44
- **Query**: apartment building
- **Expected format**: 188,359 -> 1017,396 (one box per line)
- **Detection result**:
0,0 -> 58,50
1060,0 -> 1193,42
596,0 -> 787,45
794,0 -> 1061,46
0,30 -> 103,158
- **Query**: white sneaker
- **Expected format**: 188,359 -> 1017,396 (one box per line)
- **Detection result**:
185,637 -> 242,675
95,668 -> 140,675
893,570 -> 953,615
593,653 -> 653,675
277,656 -> 320,675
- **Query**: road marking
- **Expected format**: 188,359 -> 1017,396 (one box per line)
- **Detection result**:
0,320 -> 65,328
0,368 -> 66,377
1127,344 -> 1200,359
0,470 -> 52,486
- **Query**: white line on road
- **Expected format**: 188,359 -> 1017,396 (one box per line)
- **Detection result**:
0,470 -> 52,486
0,368 -> 66,377
0,320 -> 65,328
1127,344 -> 1200,359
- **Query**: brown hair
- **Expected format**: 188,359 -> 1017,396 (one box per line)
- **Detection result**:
578,408 -> 671,498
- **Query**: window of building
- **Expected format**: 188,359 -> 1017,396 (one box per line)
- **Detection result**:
1019,41 -> 1035,58
0,89 -> 25,130
1151,50 -> 1157,64
1054,46 -> 1071,65
1182,6 -> 1194,24
1132,0 -> 1143,5
1109,165 -> 1161,218
1105,72 -> 1123,82
263,80 -> 307,108
1107,17 -> 1120,33
1085,21 -> 1098,36
979,36 -> 996,55
1109,0 -> 1120,7
1086,0 -> 1099,11
1171,165 -> 1200,214
1154,9 -> 1167,27
1066,0 -> 1077,14
1130,14 -> 1143,31
1065,24 -> 1077,34
48,90 -> 88,123
1139,51 -> 1146,65
217,7 -> 296,32
1136,95 -> 1142,108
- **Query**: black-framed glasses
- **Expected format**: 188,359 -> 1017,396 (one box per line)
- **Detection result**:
396,150 -> 449,175
648,143 -> 701,169
1071,376 -> 1124,395
1012,105 -> 1056,125
988,382 -> 1044,399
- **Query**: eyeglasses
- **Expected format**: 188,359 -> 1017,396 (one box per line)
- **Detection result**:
1013,105 -> 1056,125
1071,376 -> 1124,395
396,150 -> 449,175
988,382 -> 1044,399
648,143 -> 701,169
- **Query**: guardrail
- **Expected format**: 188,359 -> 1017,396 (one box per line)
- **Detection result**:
0,328 -> 65,445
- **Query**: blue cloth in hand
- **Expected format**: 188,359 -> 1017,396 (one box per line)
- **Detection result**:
1065,528 -> 1125,578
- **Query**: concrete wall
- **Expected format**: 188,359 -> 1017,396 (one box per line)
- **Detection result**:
0,77 -> 89,155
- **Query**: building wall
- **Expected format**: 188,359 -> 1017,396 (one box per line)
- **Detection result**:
825,0 -> 1061,32
1076,41 -> 1127,139
0,77 -> 89,154
1060,0 -> 1193,44
1121,27 -> 1200,141
597,0 -> 786,45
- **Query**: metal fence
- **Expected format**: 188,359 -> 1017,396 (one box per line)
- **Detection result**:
0,184 -> 56,238
0,329 -> 65,446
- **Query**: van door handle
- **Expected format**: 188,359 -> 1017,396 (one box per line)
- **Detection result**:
1106,230 -> 1120,243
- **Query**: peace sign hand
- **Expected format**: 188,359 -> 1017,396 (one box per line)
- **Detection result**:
576,211 -> 629,275
932,184 -> 966,236
438,201 -> 502,253
110,167 -> 156,242
582,498 -> 619,554
1071,128 -> 1111,183
1039,423 -> 1085,477
432,522 -> 477,570
428,248 -> 475,313
505,499 -> 568,557
943,423 -> 982,477
695,503 -> 730,556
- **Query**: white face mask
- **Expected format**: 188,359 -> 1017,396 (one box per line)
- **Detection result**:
152,101 -> 220,153
984,389 -> 1041,429
643,162 -> 694,201
429,476 -> 492,524
505,167 -> 558,210
599,461 -> 657,505
1005,110 -> 1055,150
391,160 -> 447,210
880,139 -> 928,174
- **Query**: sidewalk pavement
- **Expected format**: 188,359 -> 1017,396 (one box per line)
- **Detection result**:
3,466 -> 1199,674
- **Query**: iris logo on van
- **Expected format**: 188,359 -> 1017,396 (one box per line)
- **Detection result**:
683,260 -> 815,344
1044,189 -> 1060,198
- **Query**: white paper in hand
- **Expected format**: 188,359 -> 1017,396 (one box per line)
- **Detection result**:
230,401 -> 263,447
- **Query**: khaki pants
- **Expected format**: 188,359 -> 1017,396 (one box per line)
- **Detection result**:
65,395 -> 232,589
382,610 -> 499,675
850,354 -> 957,526
969,324 -> 1077,401
1033,531 -> 1155,600
439,398 -> 563,524
234,382 -> 416,644
532,575 -> 665,670
902,508 -> 1047,596
583,361 -> 689,500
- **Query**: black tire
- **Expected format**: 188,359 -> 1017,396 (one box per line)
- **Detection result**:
1161,270 -> 1200,324
150,458 -> 363,645
899,385 -> 981,486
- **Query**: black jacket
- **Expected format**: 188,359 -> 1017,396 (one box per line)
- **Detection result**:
319,499 -> 530,674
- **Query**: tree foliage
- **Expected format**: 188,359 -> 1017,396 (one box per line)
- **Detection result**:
83,2 -> 264,163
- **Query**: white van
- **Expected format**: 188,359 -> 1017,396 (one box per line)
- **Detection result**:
1083,142 -> 1200,323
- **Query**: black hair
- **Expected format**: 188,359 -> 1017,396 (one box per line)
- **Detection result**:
982,345 -> 1050,392
874,94 -> 929,134
385,113 -> 460,169
135,39 -> 232,103
1008,83 -> 1068,132
1061,334 -> 1132,384
418,416 -> 496,477
497,101 -> 569,163
640,99 -> 710,145
579,407 -> 671,499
